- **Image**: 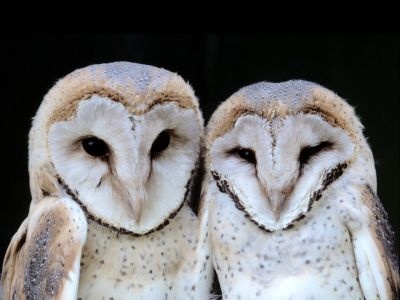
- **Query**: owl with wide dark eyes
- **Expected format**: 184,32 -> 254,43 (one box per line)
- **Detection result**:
202,80 -> 399,299
1,62 -> 213,299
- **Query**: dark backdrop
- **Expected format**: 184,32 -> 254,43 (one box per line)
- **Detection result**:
0,34 -> 398,263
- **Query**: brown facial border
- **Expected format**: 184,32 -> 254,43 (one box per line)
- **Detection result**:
210,162 -> 348,232
56,168 -> 194,237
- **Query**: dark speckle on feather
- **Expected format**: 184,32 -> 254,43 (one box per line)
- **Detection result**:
23,216 -> 64,300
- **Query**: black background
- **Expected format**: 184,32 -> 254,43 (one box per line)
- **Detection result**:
0,34 -> 398,263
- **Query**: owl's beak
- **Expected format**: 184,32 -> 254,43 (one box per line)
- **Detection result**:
267,189 -> 284,220
129,196 -> 143,224
128,184 -> 146,224
117,180 -> 145,224
112,145 -> 148,224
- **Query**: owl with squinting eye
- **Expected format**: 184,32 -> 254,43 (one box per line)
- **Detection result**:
1,62 -> 213,300
201,80 -> 399,299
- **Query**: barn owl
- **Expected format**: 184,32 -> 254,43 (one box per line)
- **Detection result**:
202,80 -> 399,299
1,62 -> 213,299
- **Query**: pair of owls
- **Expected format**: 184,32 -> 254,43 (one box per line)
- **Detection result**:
1,62 -> 398,300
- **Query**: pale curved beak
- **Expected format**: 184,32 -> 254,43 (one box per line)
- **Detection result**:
267,189 -> 285,220
129,194 -> 143,224
113,176 -> 146,224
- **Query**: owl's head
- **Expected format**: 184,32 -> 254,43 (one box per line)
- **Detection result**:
29,62 -> 203,235
206,80 -> 375,231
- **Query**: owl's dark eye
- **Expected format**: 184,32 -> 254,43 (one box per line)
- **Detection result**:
233,147 -> 257,164
82,137 -> 109,158
299,141 -> 333,166
151,130 -> 170,158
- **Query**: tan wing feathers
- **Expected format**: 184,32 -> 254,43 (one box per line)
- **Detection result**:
363,185 -> 400,298
1,197 -> 87,300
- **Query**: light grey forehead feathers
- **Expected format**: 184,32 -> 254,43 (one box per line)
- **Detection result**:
89,62 -> 174,94
238,80 -> 320,110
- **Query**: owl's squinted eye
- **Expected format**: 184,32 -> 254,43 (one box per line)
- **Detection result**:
202,80 -> 399,299
1,62 -> 213,300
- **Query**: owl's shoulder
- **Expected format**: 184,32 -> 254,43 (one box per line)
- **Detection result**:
1,196 -> 87,299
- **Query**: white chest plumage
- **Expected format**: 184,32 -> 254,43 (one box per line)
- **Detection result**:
210,184 -> 364,299
78,205 -> 207,300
